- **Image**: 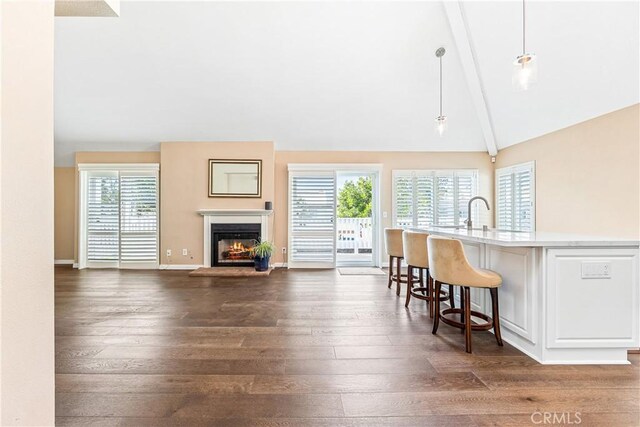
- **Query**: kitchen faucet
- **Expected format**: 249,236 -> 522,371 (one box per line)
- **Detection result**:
466,196 -> 490,230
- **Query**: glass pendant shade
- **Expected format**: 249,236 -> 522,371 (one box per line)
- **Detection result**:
512,53 -> 537,91
435,115 -> 447,136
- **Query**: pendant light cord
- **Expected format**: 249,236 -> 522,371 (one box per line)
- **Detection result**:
522,0 -> 526,55
439,55 -> 443,116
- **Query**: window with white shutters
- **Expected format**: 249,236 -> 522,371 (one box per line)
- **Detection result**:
87,173 -> 119,262
120,173 -> 158,263
393,170 -> 478,228
80,164 -> 159,269
288,173 -> 336,266
495,161 -> 535,232
394,175 -> 414,227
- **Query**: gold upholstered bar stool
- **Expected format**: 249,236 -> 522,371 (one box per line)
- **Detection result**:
427,235 -> 504,353
384,228 -> 411,296
402,230 -> 452,317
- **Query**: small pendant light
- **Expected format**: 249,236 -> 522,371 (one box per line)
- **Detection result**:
435,47 -> 447,136
512,0 -> 537,91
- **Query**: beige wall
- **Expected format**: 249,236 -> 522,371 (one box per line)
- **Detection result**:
75,151 -> 160,165
54,167 -> 75,260
272,151 -> 494,264
495,104 -> 640,239
1,1 -> 55,424
160,142 -> 275,265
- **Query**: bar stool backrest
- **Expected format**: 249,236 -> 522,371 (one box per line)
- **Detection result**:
402,230 -> 429,269
427,235 -> 475,286
384,228 -> 404,258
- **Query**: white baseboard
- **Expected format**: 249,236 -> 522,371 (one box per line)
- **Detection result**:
54,259 -> 75,265
159,264 -> 203,270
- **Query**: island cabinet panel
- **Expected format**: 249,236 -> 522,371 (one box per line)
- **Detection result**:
546,248 -> 639,349
486,245 -> 538,344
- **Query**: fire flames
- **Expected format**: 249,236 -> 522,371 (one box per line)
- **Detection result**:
222,241 -> 254,260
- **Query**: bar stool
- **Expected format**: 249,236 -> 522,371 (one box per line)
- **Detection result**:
402,230 -> 452,318
384,228 -> 410,296
427,235 -> 503,353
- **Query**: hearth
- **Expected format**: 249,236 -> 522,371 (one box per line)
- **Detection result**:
211,223 -> 261,267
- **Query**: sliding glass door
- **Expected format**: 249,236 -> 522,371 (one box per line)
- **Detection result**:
336,172 -> 375,267
287,165 -> 381,269
86,171 -> 120,268
288,171 -> 337,268
79,164 -> 159,269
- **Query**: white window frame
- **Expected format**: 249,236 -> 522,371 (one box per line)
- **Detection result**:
495,161 -> 536,232
392,169 -> 479,228
78,163 -> 160,269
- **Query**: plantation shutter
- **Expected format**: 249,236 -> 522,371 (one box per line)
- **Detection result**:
393,170 -> 479,228
415,174 -> 435,227
288,172 -> 336,268
80,164 -> 159,269
87,172 -> 120,264
496,162 -> 535,232
513,167 -> 533,231
393,173 -> 414,227
120,172 -> 159,265
435,173 -> 455,226
456,171 -> 477,226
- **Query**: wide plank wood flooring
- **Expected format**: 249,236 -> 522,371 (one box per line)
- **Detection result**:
55,267 -> 640,426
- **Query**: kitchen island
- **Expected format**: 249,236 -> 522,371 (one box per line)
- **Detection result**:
415,226 -> 640,365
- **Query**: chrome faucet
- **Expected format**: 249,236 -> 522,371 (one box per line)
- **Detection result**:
466,196 -> 490,230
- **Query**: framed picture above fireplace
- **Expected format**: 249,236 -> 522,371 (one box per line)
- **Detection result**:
208,159 -> 262,198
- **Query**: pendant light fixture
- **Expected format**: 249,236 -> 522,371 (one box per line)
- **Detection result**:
435,47 -> 447,136
512,0 -> 537,91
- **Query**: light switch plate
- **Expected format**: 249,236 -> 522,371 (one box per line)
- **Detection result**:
581,261 -> 612,279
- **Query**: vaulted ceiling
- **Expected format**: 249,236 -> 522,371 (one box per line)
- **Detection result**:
54,1 -> 639,165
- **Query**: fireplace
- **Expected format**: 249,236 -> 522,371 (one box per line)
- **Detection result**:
211,223 -> 261,267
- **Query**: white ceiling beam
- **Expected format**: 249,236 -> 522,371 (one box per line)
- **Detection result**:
443,1 -> 498,156
55,0 -> 119,17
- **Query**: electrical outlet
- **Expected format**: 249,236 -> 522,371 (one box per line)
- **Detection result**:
581,262 -> 612,279
282,247 -> 287,254
182,249 -> 188,256
166,249 -> 172,257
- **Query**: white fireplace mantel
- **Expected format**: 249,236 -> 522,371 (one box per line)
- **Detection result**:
198,209 -> 273,217
200,209 -> 273,267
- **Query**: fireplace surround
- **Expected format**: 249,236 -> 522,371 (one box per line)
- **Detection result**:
211,223 -> 261,267
199,209 -> 273,268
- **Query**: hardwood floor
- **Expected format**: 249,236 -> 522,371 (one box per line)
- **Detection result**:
55,267 -> 640,426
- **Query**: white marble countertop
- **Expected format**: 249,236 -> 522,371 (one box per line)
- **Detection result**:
412,226 -> 640,248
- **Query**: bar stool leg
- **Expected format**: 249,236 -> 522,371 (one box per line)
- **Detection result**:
459,287 -> 465,334
463,287 -> 472,353
405,265 -> 413,308
387,256 -> 393,289
448,285 -> 455,309
396,256 -> 402,296
432,280 -> 442,334
428,273 -> 434,318
490,288 -> 504,347
419,269 -> 425,296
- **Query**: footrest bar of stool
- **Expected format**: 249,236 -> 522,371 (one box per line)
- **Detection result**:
409,288 -> 450,302
439,308 -> 494,331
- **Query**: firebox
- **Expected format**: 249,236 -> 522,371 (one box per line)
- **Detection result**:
211,223 -> 261,267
